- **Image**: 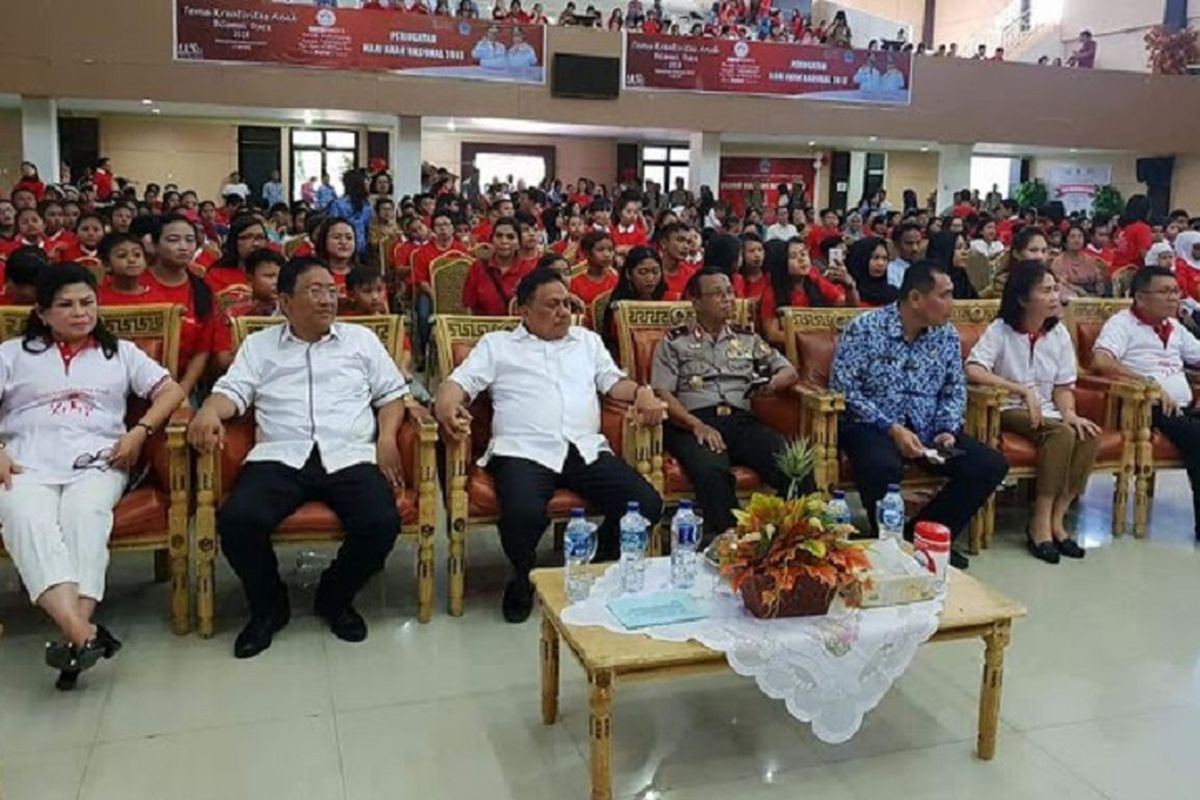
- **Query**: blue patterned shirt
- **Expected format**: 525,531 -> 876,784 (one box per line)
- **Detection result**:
829,303 -> 966,442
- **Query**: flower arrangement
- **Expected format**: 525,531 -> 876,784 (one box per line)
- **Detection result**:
717,440 -> 871,618
1145,25 -> 1199,75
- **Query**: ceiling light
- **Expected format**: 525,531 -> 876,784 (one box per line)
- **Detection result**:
920,146 -> 930,152
807,140 -> 816,147
1069,148 -> 1079,153
141,98 -> 153,105
447,119 -> 457,132
151,108 -> 161,115
869,135 -> 879,142
302,110 -> 314,125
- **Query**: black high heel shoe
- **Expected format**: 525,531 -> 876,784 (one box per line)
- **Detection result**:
46,625 -> 123,690
1055,538 -> 1086,559
1026,527 -> 1060,564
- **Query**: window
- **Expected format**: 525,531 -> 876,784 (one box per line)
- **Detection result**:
474,152 -> 547,190
641,144 -> 690,190
290,128 -> 358,201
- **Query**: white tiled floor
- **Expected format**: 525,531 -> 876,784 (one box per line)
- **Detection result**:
2,472 -> 1198,800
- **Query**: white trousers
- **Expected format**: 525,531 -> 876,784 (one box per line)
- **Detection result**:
0,472 -> 127,603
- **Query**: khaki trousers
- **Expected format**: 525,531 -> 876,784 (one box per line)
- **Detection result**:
1001,410 -> 1100,498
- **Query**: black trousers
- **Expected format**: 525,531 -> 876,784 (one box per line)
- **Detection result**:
663,407 -> 798,535
1152,408 -> 1200,535
840,425 -> 1008,542
218,447 -> 400,618
487,446 -> 663,579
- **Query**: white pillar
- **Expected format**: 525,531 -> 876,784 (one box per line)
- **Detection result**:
687,131 -> 720,194
847,151 -> 867,211
392,114 -> 422,197
936,144 -> 973,214
21,96 -> 60,185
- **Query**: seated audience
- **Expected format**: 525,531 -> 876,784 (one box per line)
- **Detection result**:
1051,224 -> 1110,298
434,269 -> 665,623
925,230 -> 979,299
733,233 -> 769,301
226,248 -> 285,318
568,230 -> 619,312
188,257 -> 412,658
887,222 -> 924,287
760,237 -> 858,346
652,268 -> 804,534
601,245 -> 666,350
344,264 -> 390,315
1,246 -> 48,306
463,216 -> 532,315
830,261 -> 1009,567
846,236 -> 897,307
966,262 -> 1097,563
0,265 -> 184,688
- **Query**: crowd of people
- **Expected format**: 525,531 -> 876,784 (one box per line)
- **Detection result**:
5,149 -> 1200,688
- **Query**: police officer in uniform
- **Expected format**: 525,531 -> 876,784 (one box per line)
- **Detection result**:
651,267 -> 803,536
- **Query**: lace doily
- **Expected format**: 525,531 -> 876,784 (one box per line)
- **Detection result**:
561,556 -> 945,744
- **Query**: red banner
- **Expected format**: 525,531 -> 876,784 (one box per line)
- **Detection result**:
174,0 -> 545,84
719,157 -> 815,217
625,35 -> 912,104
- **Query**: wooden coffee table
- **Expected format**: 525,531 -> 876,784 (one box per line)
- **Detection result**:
532,567 -> 1027,800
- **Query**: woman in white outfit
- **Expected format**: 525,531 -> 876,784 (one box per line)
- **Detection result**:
0,264 -> 184,689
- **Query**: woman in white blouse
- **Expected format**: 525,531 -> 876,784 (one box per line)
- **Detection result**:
966,261 -> 1100,564
0,264 -> 184,688
970,218 -> 1006,259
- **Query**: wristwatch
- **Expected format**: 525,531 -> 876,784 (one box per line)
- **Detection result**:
135,422 -> 155,435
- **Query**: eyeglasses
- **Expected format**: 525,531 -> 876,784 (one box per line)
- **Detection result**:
302,286 -> 340,301
73,448 -> 113,471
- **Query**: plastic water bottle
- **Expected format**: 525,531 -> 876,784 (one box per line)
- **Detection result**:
564,508 -> 597,603
877,483 -> 905,542
827,490 -> 851,527
618,501 -> 650,594
670,500 -> 702,589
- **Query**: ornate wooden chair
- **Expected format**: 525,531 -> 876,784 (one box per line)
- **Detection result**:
590,290 -> 613,333
611,300 -> 799,508
0,304 -> 191,633
433,314 -> 659,616
430,256 -> 473,317
780,303 -> 996,553
192,315 -> 439,636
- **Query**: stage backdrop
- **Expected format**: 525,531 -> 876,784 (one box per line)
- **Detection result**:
1047,164 -> 1113,215
174,0 -> 545,84
720,157 -> 816,217
625,35 -> 912,105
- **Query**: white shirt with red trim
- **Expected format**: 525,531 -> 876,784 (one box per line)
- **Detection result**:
967,319 -> 1076,419
1094,309 -> 1200,406
0,338 -> 169,483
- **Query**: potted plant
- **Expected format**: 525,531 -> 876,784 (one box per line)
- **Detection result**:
1013,179 -> 1049,212
1092,185 -> 1123,219
717,441 -> 871,619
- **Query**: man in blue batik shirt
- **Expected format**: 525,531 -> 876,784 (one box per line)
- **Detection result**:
830,261 -> 1007,568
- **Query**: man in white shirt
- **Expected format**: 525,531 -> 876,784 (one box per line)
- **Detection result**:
189,257 -> 411,658
434,269 -> 666,623
887,222 -> 923,287
1093,266 -> 1200,539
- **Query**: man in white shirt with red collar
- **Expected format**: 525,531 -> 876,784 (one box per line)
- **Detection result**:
1093,265 -> 1200,539
435,268 -> 666,623
189,256 -> 411,658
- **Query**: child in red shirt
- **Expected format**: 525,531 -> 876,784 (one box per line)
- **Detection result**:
568,231 -> 620,323
551,212 -> 587,265
732,234 -> 769,301
657,222 -> 699,300
97,233 -> 161,307
59,212 -> 105,267
225,250 -> 283,319
40,201 -> 77,262
0,246 -> 45,306
611,195 -> 649,255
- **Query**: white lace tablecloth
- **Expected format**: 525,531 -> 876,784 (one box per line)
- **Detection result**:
561,556 -> 945,744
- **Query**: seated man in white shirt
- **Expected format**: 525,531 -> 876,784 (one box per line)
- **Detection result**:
1092,265 -> 1200,539
887,222 -> 923,288
434,269 -> 666,623
189,257 -> 411,658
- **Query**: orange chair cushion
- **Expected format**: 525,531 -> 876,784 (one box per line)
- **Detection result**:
998,429 -> 1124,468
794,330 -> 839,389
465,465 -> 587,517
1152,432 -> 1181,461
954,323 -> 988,360
273,492 -> 418,535
663,455 -> 763,493
1075,322 -> 1104,371
111,487 -> 170,542
631,329 -> 667,385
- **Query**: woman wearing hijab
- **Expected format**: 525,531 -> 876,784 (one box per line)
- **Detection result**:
926,230 -> 979,299
846,236 -> 897,307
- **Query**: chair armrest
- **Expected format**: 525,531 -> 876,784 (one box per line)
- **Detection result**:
793,382 -> 844,493
751,385 -> 803,438
1077,374 -> 1148,432
795,381 -> 846,416
966,385 -> 1003,444
602,396 -> 662,494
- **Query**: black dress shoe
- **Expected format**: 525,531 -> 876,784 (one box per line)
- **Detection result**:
949,550 -> 969,570
1028,537 -> 1061,564
1055,538 -> 1086,559
234,586 -> 291,659
502,578 -> 534,624
93,624 -> 123,659
318,606 -> 368,643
